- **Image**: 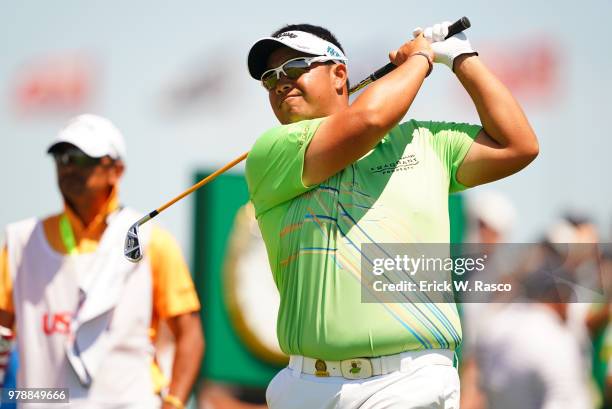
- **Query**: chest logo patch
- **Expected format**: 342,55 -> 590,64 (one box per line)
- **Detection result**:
370,154 -> 419,175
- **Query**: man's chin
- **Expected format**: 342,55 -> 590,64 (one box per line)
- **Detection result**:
277,110 -> 308,125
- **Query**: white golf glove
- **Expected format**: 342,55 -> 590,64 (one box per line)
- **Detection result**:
413,21 -> 477,71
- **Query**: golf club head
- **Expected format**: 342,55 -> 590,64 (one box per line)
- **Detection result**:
124,221 -> 143,262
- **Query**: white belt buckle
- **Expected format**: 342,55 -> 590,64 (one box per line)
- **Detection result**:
340,358 -> 373,379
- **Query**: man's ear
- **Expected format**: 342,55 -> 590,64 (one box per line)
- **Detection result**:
331,63 -> 348,95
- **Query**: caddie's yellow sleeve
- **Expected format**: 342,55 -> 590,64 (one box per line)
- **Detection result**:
148,226 -> 201,324
0,246 -> 14,313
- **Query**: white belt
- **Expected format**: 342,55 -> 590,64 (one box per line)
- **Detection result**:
288,349 -> 454,380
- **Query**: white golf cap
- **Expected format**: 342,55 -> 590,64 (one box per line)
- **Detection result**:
467,191 -> 517,237
47,114 -> 127,159
247,30 -> 348,80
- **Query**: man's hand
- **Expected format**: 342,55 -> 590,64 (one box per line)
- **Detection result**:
389,33 -> 434,68
413,21 -> 477,71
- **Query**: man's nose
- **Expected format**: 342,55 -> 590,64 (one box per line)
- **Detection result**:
275,78 -> 293,95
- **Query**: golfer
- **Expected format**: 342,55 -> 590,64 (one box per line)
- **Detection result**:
245,21 -> 538,408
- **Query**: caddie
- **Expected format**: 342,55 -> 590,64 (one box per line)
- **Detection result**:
0,114 -> 204,409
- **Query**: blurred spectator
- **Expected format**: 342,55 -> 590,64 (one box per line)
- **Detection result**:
465,190 -> 517,245
547,212 -> 611,407
473,264 -> 592,409
468,212 -> 609,409
460,191 -> 517,409
0,114 -> 204,408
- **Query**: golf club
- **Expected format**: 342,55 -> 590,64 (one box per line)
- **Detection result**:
124,16 -> 472,262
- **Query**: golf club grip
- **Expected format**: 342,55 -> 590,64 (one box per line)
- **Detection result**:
370,16 -> 471,81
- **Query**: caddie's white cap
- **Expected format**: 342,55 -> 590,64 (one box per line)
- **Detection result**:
47,114 -> 127,159
247,30 -> 348,80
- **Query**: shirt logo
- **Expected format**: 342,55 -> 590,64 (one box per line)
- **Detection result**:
42,312 -> 72,335
370,154 -> 419,175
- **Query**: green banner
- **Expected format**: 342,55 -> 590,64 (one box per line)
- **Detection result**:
192,172 -> 283,386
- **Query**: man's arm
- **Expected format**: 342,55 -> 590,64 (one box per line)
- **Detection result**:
303,34 -> 433,185
0,247 -> 14,329
148,226 -> 204,409
454,55 -> 539,187
163,312 -> 204,409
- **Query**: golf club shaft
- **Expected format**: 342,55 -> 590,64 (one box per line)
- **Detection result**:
141,16 -> 471,224
142,152 -> 248,223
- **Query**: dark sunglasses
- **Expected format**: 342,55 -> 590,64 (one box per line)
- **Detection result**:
52,150 -> 106,167
260,56 -> 342,91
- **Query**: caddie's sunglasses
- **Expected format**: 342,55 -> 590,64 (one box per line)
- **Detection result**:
52,149 -> 106,167
260,56 -> 342,91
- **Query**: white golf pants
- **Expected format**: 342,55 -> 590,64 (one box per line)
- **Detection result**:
266,357 -> 459,408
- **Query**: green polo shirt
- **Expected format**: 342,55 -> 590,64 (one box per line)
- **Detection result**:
246,117 -> 480,360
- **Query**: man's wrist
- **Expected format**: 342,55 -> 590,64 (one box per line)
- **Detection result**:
452,52 -> 479,73
409,51 -> 434,77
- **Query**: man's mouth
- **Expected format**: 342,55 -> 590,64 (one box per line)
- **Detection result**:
279,94 -> 301,108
